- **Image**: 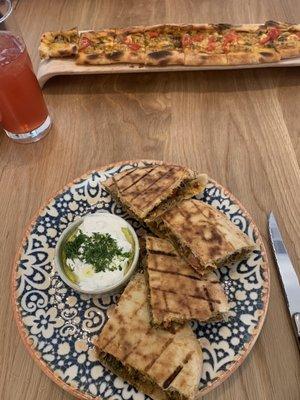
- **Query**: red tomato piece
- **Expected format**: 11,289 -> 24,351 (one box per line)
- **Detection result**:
260,28 -> 281,44
206,42 -> 216,51
268,27 -> 281,40
128,43 -> 141,51
80,37 -> 91,49
191,33 -> 204,42
223,31 -> 238,45
148,31 -> 159,38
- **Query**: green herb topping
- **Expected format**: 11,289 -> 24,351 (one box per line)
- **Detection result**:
64,230 -> 131,273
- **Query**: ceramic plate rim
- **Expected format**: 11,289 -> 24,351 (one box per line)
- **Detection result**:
11,159 -> 270,400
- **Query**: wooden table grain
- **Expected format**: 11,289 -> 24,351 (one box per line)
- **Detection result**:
1,1 -> 300,399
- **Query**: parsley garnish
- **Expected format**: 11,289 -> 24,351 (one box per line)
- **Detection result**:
65,232 -> 86,259
64,230 -> 131,273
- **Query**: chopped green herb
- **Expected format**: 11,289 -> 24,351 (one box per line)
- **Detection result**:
64,229 -> 131,273
64,231 -> 86,260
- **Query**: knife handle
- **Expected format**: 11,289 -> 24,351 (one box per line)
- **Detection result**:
293,313 -> 300,350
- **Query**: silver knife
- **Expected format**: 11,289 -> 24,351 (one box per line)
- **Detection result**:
268,212 -> 300,349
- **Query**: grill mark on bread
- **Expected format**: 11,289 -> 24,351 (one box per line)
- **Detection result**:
100,301 -> 146,350
204,287 -> 214,312
148,267 -> 207,281
162,291 -> 169,312
161,349 -> 194,389
122,327 -> 152,362
183,351 -> 193,364
173,204 -> 190,220
106,168 -> 136,187
119,166 -> 158,193
163,365 -> 183,389
106,165 -> 157,188
144,337 -> 173,372
100,329 -> 120,351
184,297 -> 192,318
148,249 -> 177,257
129,167 -> 178,203
152,287 -> 221,305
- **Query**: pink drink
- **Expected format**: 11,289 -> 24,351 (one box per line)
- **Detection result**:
0,33 -> 48,134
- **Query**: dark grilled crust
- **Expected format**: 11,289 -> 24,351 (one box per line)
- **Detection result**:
145,174 -> 207,223
102,165 -> 195,219
97,351 -> 167,400
98,351 -> 189,400
95,273 -> 202,400
160,199 -> 255,273
145,236 -> 230,329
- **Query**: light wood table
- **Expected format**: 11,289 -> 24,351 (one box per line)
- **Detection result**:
1,1 -> 300,399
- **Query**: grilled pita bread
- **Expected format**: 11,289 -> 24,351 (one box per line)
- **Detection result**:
102,164 -> 207,222
145,236 -> 230,329
95,273 -> 202,400
159,199 -> 255,275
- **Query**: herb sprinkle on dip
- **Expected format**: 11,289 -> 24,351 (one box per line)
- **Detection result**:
62,214 -> 135,291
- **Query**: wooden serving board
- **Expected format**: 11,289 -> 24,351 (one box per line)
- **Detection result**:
37,57 -> 300,87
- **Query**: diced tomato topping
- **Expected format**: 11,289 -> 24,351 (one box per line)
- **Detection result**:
205,35 -> 216,51
182,33 -> 191,46
148,31 -> 159,38
206,42 -> 216,52
128,43 -> 141,51
191,33 -> 204,42
223,31 -> 238,45
221,31 -> 237,51
269,27 -> 281,40
80,37 -> 91,49
260,27 -> 281,44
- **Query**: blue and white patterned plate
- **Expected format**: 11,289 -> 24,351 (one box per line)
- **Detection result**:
12,160 -> 269,399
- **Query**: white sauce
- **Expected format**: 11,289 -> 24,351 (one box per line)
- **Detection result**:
66,214 -> 133,291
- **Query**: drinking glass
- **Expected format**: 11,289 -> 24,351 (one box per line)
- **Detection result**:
0,0 -> 51,143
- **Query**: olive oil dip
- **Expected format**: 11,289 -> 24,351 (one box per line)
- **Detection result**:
62,214 -> 135,292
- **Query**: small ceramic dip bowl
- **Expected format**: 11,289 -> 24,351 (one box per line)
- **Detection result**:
55,212 -> 140,295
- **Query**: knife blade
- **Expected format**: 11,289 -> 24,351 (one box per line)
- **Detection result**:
268,212 -> 300,349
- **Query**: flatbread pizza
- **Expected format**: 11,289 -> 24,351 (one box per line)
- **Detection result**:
39,28 -> 79,59
40,21 -> 300,66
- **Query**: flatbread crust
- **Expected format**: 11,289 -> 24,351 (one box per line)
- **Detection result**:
144,25 -> 184,65
115,27 -> 146,64
76,30 -> 123,65
273,30 -> 300,59
39,28 -> 79,59
184,50 -> 228,65
40,21 -> 300,65
95,273 -> 202,400
159,199 -> 256,275
102,164 -> 206,220
226,48 -> 281,65
145,236 -> 230,329
258,22 -> 300,60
